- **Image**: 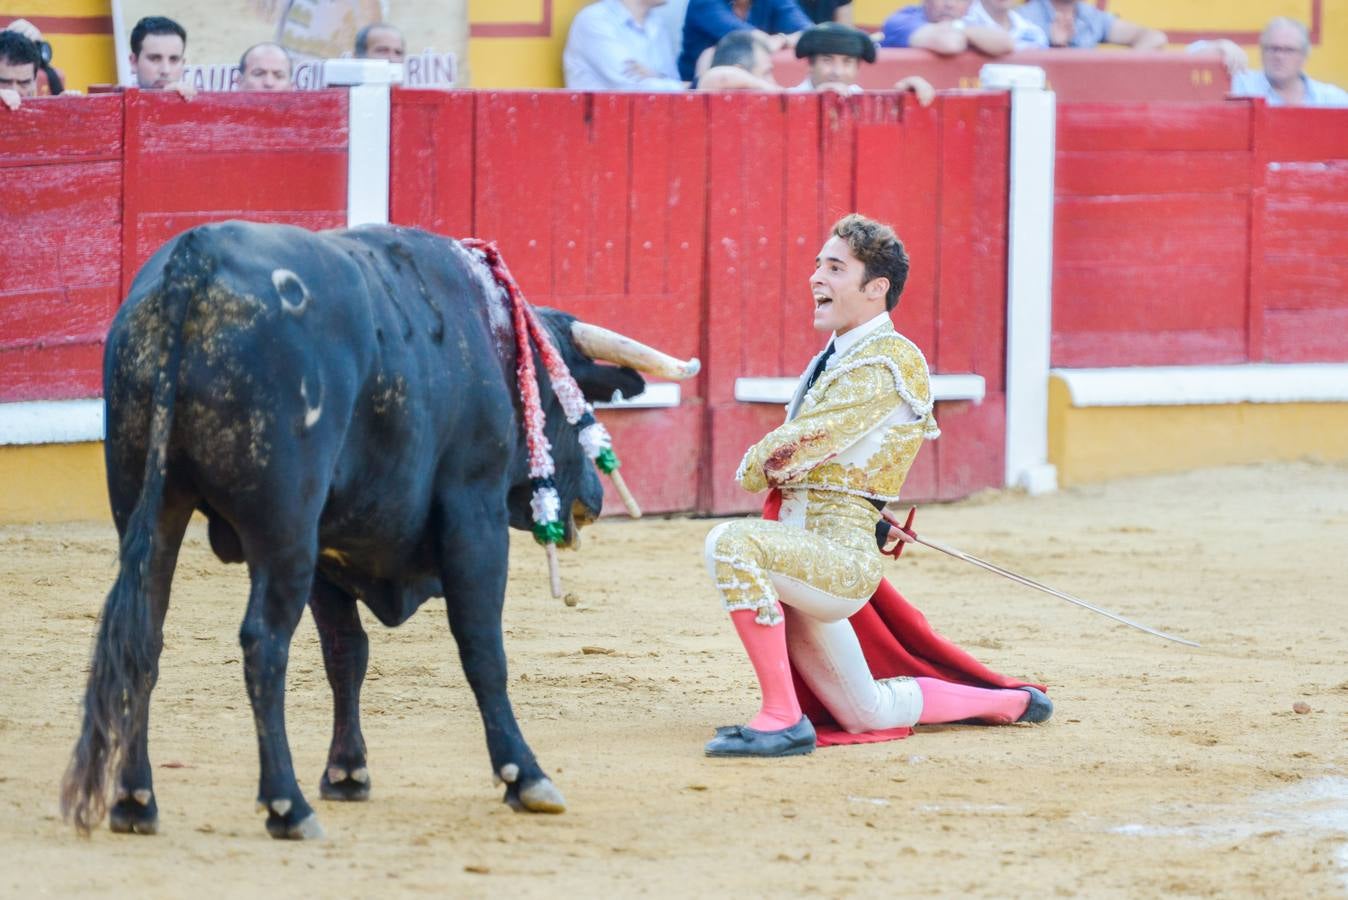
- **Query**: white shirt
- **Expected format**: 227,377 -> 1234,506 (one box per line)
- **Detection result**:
787,312 -> 916,423
963,0 -> 1048,49
564,0 -> 687,91
789,75 -> 864,94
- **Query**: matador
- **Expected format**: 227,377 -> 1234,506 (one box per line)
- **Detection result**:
704,213 -> 1052,757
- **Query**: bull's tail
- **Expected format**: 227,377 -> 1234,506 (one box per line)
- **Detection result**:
61,230 -> 211,835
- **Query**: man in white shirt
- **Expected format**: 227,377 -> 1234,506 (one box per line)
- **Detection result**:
962,0 -> 1047,50
1230,18 -> 1348,108
564,0 -> 687,91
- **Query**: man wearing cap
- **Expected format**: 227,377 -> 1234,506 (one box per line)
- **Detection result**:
790,22 -> 934,104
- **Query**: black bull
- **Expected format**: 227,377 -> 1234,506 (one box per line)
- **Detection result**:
61,221 -> 685,839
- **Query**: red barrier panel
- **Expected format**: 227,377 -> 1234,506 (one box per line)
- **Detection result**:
0,95 -> 123,402
120,89 -> 349,294
1052,101 -> 1255,367
389,90 -> 708,514
1259,108 -> 1348,362
772,49 -> 1229,103
703,91 -> 1011,514
7,91 -> 1345,515
1052,100 -> 1348,369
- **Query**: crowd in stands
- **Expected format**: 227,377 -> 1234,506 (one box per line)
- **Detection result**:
0,15 -> 407,109
3,3 -> 1346,112
560,0 -> 1348,106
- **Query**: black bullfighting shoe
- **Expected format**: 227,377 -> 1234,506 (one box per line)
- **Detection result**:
704,716 -> 817,758
1016,686 -> 1054,724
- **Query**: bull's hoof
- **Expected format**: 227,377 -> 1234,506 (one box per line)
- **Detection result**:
260,797 -> 325,840
504,777 -> 566,814
319,765 -> 371,802
109,790 -> 159,835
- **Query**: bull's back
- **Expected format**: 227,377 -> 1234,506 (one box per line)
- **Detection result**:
106,221 -> 517,571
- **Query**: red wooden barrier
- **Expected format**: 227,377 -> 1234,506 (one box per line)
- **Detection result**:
1259,108 -> 1348,362
703,91 -> 1011,513
6,91 -> 1346,515
389,90 -> 708,514
1053,101 -> 1255,367
771,49 -> 1229,103
1051,99 -> 1348,369
120,89 -> 349,294
0,95 -> 123,402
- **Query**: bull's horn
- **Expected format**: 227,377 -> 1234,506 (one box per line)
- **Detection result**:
570,322 -> 701,381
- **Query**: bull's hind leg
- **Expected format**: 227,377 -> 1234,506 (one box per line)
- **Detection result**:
310,576 -> 371,802
108,491 -> 196,836
434,499 -> 565,814
238,535 -> 324,839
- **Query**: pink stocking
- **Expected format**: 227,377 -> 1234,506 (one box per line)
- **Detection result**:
915,677 -> 1030,725
731,608 -> 802,732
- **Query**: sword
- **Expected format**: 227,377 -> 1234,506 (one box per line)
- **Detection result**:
881,507 -> 1200,648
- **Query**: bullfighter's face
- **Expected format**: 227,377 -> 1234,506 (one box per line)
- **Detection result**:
810,235 -> 888,336
132,33 -> 186,89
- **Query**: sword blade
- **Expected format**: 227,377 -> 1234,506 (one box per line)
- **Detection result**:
911,534 -> 1201,648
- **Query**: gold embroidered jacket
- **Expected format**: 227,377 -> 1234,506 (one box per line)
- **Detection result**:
736,320 -> 940,502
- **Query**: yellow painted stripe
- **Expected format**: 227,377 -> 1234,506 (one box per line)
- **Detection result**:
0,0 -> 110,19
1049,376 -> 1348,486
45,33 -> 117,91
0,442 -> 109,525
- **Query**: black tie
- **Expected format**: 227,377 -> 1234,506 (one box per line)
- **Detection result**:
805,342 -> 835,391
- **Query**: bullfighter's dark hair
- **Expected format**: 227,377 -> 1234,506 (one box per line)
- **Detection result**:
0,30 -> 41,69
831,213 -> 910,311
130,16 -> 186,56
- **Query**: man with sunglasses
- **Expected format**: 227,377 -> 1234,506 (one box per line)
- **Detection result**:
1231,18 -> 1348,108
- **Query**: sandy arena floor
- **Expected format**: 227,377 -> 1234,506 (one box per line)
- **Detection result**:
2,462 -> 1346,898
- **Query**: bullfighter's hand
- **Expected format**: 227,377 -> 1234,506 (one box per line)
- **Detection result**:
1,88 -> 20,111
168,80 -> 197,101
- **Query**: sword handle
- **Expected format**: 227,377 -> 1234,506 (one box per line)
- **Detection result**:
879,506 -> 918,559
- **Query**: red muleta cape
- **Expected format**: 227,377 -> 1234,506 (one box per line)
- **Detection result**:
762,490 -> 1047,747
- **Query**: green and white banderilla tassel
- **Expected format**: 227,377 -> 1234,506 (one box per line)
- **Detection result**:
576,406 -> 641,519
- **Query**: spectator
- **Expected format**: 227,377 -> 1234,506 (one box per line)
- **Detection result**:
4,18 -> 65,95
649,0 -> 690,65
697,29 -> 779,90
354,23 -> 405,62
129,16 -> 195,98
1229,18 -> 1348,107
679,0 -> 812,82
880,0 -> 1013,57
963,0 -> 1047,50
564,0 -> 686,91
0,29 -> 39,111
1018,0 -> 1166,51
797,1 -> 854,26
238,42 -> 293,91
789,22 -> 935,105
